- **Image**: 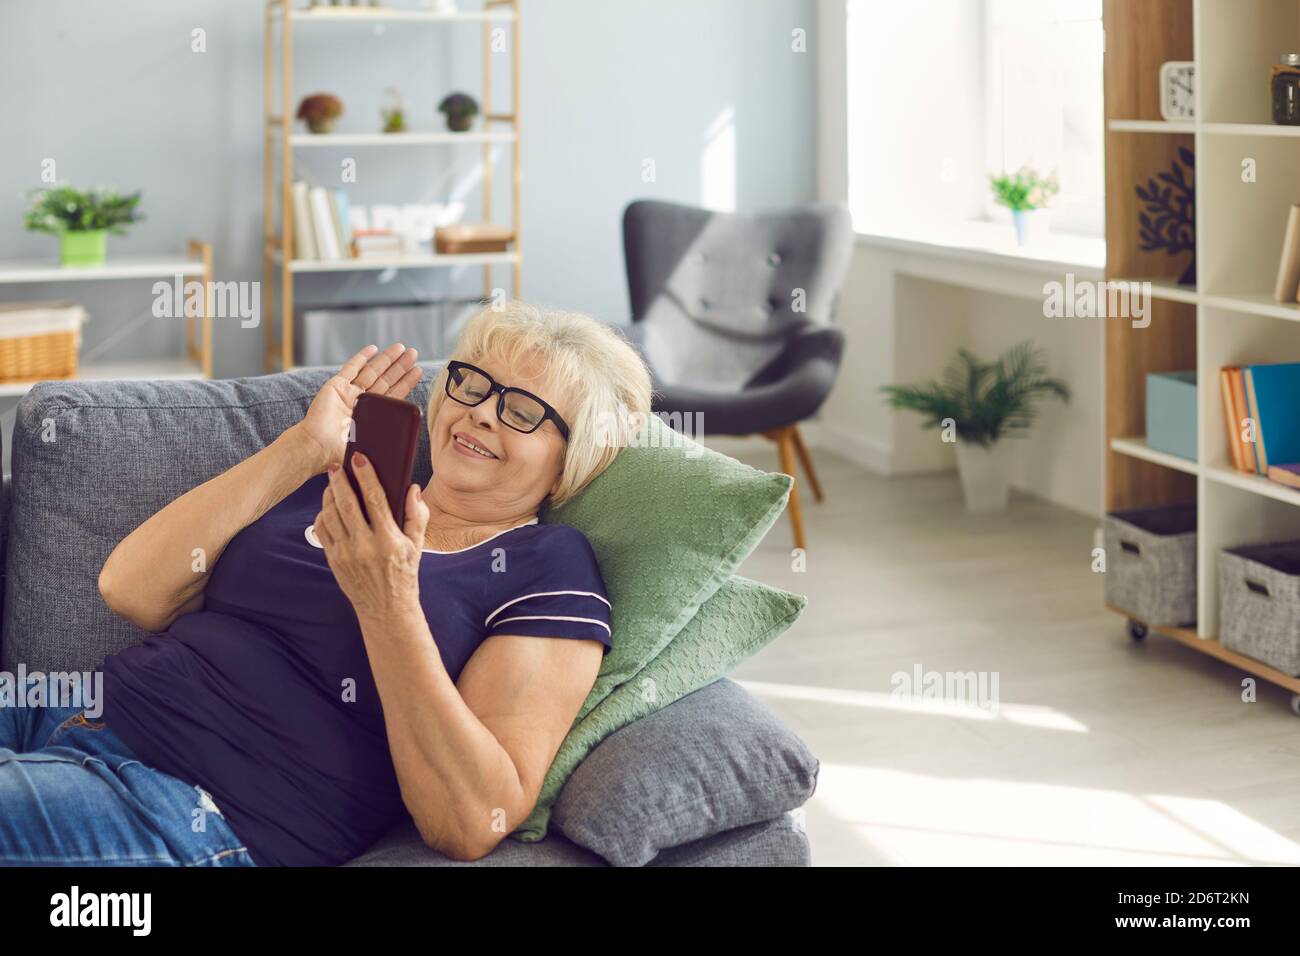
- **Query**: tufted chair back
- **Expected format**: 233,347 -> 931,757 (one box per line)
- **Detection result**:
622,200 -> 854,392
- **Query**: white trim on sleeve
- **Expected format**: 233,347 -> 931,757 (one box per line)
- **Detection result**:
488,615 -> 612,636
483,590 -> 611,628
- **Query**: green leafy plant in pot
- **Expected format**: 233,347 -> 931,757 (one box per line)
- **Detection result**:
881,341 -> 1070,512
23,185 -> 144,267
438,92 -> 479,132
990,166 -> 1060,246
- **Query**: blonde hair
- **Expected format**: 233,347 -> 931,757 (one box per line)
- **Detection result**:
427,301 -> 652,507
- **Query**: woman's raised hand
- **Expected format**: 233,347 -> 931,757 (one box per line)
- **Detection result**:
292,343 -> 422,476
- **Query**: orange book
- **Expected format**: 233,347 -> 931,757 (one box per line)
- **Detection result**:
1230,367 -> 1259,473
1220,367 -> 1245,471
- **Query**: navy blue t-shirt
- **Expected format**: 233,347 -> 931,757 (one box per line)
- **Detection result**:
101,473 -> 611,866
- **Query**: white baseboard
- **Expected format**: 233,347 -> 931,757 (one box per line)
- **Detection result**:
696,420 -> 892,474
808,421 -> 892,474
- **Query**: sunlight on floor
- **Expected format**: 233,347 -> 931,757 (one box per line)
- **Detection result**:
813,764 -> 1300,866
738,679 -> 1090,732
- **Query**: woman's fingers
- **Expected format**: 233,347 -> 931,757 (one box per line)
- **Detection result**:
388,362 -> 424,400
317,486 -> 347,547
325,464 -> 368,533
402,483 -> 430,548
367,347 -> 419,397
348,451 -> 397,531
348,343 -> 407,393
336,344 -> 380,385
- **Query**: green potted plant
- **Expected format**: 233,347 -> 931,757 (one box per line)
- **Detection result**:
882,341 -> 1070,512
438,92 -> 479,132
380,87 -> 407,133
23,185 -> 144,267
297,92 -> 343,134
989,166 -> 1060,245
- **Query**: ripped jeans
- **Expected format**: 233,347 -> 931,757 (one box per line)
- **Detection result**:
0,701 -> 256,866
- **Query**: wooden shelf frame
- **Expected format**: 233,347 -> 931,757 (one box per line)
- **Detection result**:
1103,0 -> 1300,701
262,0 -> 521,373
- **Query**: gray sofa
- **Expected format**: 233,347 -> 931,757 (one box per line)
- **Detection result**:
0,362 -> 815,866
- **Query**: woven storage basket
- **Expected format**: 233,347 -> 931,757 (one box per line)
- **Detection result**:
1103,503 -> 1197,627
0,301 -> 86,381
1219,542 -> 1300,675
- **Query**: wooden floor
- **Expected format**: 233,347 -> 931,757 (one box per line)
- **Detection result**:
727,444 -> 1300,867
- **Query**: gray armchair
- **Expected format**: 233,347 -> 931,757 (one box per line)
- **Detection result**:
622,199 -> 854,549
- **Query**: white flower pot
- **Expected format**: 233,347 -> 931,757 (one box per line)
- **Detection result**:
954,440 -> 1011,512
1011,208 -> 1051,246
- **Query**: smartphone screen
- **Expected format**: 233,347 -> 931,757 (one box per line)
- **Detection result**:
343,393 -> 422,527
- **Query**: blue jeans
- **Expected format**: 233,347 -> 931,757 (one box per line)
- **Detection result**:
0,701 -> 256,866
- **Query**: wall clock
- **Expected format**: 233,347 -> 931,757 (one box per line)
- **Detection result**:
1160,61 -> 1196,121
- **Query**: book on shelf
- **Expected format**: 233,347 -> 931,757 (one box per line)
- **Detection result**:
1219,367 -> 1245,472
1218,366 -> 1258,473
1268,464 -> 1300,489
1211,365 -> 1300,475
291,182 -> 317,261
351,229 -> 403,260
1275,204 -> 1300,302
329,189 -> 353,252
309,187 -> 342,261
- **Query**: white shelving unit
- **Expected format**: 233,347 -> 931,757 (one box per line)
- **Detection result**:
0,241 -> 214,393
1105,0 -> 1300,700
1109,435 -> 1200,475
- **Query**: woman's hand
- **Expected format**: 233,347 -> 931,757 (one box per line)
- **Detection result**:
291,343 -> 422,477
315,450 -> 431,623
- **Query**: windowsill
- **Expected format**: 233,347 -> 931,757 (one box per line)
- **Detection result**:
854,220 -> 1106,280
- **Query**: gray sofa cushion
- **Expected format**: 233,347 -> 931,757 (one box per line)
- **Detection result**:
0,365 -> 813,867
344,808 -> 810,867
553,677 -> 818,866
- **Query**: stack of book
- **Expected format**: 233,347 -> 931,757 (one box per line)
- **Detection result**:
289,182 -> 416,261
351,230 -> 404,260
1219,362 -> 1300,488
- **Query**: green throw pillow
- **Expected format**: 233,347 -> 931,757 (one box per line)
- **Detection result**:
541,413 -> 792,717
512,575 -> 807,841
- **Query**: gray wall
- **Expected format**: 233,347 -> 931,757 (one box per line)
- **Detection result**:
0,0 -> 816,381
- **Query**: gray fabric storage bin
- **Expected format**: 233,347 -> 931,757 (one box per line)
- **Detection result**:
295,301 -> 477,368
1219,542 -> 1300,675
1103,504 -> 1197,627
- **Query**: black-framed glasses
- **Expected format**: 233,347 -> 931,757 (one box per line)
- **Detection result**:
444,360 -> 570,441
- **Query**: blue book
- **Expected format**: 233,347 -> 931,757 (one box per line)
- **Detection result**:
1245,362 -> 1300,472
332,189 -> 353,251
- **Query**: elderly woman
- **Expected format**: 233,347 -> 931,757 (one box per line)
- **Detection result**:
0,303 -> 651,866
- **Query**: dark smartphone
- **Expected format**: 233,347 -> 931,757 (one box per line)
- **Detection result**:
343,393 -> 422,527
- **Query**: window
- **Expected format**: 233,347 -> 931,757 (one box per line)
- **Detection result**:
984,0 -> 1104,234
846,0 -> 1104,239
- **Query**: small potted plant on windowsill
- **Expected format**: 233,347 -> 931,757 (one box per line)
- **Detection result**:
23,185 -> 144,267
882,341 -> 1070,512
990,166 -> 1060,246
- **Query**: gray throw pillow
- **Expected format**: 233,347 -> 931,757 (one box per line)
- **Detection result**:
551,677 -> 819,867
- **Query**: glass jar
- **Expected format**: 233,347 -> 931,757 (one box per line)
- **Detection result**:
1272,53 -> 1300,125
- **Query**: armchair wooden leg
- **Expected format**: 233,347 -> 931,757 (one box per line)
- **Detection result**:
789,424 -> 824,502
763,425 -> 806,551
